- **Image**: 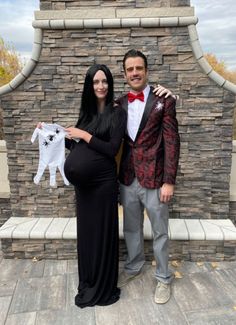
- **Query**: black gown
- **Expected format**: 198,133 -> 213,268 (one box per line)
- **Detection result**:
64,107 -> 126,308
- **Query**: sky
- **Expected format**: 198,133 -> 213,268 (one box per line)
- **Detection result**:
0,0 -> 235,70
191,0 -> 236,70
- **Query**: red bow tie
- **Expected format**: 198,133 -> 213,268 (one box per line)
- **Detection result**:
127,91 -> 144,103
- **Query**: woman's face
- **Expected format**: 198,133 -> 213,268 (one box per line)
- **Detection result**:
93,70 -> 108,101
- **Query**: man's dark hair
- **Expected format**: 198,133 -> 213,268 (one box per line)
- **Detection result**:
122,49 -> 148,71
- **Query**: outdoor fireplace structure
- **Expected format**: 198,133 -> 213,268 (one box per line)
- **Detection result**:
0,0 -> 235,259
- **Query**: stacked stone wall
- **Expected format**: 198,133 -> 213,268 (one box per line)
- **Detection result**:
40,0 -> 190,10
229,202 -> 236,226
0,198 -> 11,227
0,107 -> 4,140
0,0 -> 235,221
2,238 -> 235,261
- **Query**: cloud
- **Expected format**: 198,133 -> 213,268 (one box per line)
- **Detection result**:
0,0 -> 235,70
192,0 -> 236,70
0,0 -> 38,61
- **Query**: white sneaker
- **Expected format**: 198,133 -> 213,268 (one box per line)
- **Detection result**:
154,282 -> 171,304
117,271 -> 142,288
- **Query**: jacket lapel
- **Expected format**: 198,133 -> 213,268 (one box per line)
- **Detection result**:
119,95 -> 134,142
134,86 -> 155,142
119,95 -> 128,113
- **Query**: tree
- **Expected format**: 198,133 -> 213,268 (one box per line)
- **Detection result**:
0,37 -> 22,85
204,53 -> 236,84
205,53 -> 236,140
0,36 -> 23,139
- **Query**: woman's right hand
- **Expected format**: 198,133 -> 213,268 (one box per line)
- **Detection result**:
37,122 -> 42,129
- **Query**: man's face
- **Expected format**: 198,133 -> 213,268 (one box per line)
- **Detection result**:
124,56 -> 148,92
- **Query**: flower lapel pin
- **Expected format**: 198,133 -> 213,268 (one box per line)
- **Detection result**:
154,102 -> 164,111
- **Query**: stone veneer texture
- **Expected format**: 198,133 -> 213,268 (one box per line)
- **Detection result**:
0,0 -> 235,221
1,238 -> 235,261
0,198 -> 11,227
39,0 -> 191,10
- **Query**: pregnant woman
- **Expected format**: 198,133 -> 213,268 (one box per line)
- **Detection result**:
64,64 -> 127,308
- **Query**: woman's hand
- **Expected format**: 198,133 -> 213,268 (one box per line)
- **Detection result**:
37,122 -> 42,129
65,127 -> 92,143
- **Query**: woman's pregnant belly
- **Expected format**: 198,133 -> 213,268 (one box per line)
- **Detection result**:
64,142 -> 116,186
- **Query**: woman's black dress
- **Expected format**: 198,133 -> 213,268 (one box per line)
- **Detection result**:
64,107 -> 126,308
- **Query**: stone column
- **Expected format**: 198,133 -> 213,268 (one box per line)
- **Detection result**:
0,0 -> 235,221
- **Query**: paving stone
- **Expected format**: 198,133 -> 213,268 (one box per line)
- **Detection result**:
1,0 -> 236,322
43,259 -> 68,276
120,265 -> 157,301
0,296 -> 12,324
173,271 -> 234,313
0,257 -> 235,324
95,295 -> 188,325
174,261 -> 211,275
35,306 -> 96,325
67,259 -> 78,274
5,312 -> 37,325
211,269 -> 236,301
8,275 -> 66,314
0,280 -> 17,297
0,259 -> 45,281
185,306 -> 236,325
66,273 -> 78,308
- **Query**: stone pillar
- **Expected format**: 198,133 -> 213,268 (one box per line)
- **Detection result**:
0,0 -> 235,221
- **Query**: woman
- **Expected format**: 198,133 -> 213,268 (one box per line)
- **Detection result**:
64,64 -> 127,308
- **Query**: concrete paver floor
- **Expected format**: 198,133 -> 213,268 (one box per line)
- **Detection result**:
0,248 -> 236,325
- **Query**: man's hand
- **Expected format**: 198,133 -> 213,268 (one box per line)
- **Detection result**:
153,84 -> 179,100
160,183 -> 174,203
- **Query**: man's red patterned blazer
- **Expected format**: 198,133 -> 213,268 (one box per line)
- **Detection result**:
117,86 -> 180,189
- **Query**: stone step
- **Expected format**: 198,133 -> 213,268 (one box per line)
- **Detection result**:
0,214 -> 236,241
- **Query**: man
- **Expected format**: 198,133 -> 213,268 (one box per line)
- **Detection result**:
117,49 -> 180,304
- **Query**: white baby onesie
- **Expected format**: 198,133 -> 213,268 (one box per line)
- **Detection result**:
31,123 -> 70,186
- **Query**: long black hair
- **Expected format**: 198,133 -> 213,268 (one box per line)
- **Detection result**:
76,64 -> 115,137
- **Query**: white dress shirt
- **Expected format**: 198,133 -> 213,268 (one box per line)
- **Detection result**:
127,85 -> 150,141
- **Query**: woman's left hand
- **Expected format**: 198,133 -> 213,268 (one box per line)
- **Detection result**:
65,127 -> 82,139
65,127 -> 92,143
